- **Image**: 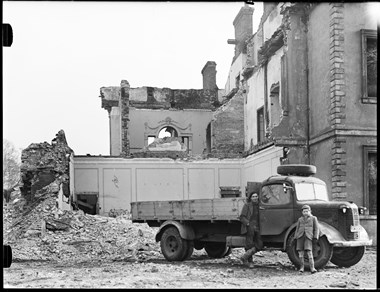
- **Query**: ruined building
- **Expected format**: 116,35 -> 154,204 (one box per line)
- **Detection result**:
97,2 -> 376,243
100,61 -> 244,159
224,3 -> 376,241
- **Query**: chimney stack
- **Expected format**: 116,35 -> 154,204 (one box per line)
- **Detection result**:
229,5 -> 254,57
201,61 -> 217,90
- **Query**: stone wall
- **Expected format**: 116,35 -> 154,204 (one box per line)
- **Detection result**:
20,130 -> 74,203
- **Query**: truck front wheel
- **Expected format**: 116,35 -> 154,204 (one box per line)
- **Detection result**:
204,242 -> 231,258
286,232 -> 333,270
330,246 -> 365,267
160,227 -> 188,261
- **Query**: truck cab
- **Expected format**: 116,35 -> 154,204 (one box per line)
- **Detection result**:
245,165 -> 372,269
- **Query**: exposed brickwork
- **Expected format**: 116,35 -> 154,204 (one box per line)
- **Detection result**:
20,130 -> 73,202
128,88 -> 219,110
211,90 -> 245,157
329,3 -> 347,200
120,80 -> 130,158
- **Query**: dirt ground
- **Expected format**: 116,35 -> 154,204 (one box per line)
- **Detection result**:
4,246 -> 377,289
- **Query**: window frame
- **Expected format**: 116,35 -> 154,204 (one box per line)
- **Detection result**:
260,183 -> 291,206
363,145 -> 377,215
361,29 -> 377,104
257,106 -> 265,143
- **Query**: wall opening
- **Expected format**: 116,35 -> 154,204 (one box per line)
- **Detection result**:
270,83 -> 281,127
158,126 -> 178,138
147,136 -> 156,146
206,122 -> 212,153
257,107 -> 265,143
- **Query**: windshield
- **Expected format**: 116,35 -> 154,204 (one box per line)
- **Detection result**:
295,182 -> 329,201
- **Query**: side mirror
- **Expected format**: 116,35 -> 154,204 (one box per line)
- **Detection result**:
283,183 -> 293,194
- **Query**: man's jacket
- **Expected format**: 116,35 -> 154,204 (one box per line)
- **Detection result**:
295,215 -> 319,240
239,201 -> 259,234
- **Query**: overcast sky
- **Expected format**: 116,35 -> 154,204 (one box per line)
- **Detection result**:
3,1 -> 263,155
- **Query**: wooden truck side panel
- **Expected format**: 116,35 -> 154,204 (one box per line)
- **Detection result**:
131,198 -> 246,222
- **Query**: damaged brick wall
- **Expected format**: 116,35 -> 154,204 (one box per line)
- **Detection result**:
20,130 -> 74,203
211,90 -> 245,158
129,88 -> 219,110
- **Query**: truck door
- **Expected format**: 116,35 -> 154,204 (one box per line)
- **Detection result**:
259,183 -> 294,235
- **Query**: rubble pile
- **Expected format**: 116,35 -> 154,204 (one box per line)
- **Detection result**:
132,137 -> 188,159
3,186 -> 160,263
3,129 -> 160,263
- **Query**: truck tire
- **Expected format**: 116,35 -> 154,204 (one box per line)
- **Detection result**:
330,246 -> 365,267
286,232 -> 332,270
182,240 -> 194,260
160,227 -> 188,261
3,245 -> 12,268
277,164 -> 316,176
204,242 -> 230,258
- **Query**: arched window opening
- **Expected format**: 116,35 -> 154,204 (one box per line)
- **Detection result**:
158,126 -> 178,138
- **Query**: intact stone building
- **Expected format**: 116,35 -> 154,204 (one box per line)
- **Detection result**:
223,3 -> 376,241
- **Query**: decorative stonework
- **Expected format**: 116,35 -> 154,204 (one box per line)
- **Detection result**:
329,3 -> 347,200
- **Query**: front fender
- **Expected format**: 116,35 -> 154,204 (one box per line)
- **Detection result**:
282,221 -> 352,250
155,220 -> 195,242
283,221 -> 373,249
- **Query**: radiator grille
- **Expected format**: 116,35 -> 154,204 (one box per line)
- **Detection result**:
346,207 -> 360,240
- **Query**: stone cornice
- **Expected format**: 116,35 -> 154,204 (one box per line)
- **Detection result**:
310,128 -> 378,146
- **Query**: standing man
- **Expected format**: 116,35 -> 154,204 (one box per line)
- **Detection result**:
294,204 -> 319,273
239,192 -> 263,266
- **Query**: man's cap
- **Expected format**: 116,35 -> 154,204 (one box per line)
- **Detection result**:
302,204 -> 311,210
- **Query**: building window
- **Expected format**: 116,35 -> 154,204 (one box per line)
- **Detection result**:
158,126 -> 178,138
181,136 -> 190,153
269,83 -> 281,127
147,136 -> 156,146
361,29 -> 377,104
257,107 -> 265,143
363,146 -> 377,215
206,123 -> 212,154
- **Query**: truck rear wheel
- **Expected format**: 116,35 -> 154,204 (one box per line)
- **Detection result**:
330,246 -> 365,267
160,227 -> 188,261
182,240 -> 194,260
204,242 -> 230,258
286,232 -> 333,270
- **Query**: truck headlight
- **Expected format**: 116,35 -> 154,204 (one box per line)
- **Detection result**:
359,206 -> 367,215
339,205 -> 349,213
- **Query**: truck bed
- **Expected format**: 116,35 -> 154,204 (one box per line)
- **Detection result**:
131,197 -> 246,222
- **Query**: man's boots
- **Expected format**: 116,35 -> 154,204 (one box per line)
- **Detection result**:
298,256 -> 304,273
308,252 -> 317,273
240,247 -> 256,266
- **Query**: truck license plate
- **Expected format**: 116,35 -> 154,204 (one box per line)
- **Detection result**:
350,225 -> 360,232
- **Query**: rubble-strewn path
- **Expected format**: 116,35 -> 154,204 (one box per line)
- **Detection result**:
3,190 -> 377,289
3,247 -> 377,289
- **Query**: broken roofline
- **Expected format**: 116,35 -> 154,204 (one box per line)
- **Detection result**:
100,86 -> 222,112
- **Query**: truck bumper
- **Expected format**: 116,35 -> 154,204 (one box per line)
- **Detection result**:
331,239 -> 373,247
319,222 -> 373,247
